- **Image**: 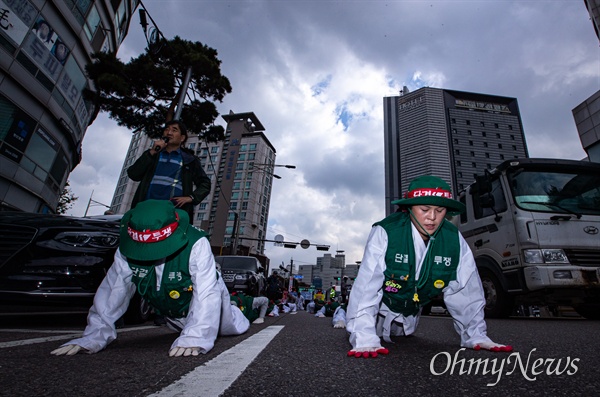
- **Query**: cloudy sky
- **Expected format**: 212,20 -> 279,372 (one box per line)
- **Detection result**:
67,0 -> 600,270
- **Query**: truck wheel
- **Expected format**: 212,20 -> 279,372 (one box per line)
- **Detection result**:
573,304 -> 600,320
124,292 -> 152,324
478,269 -> 513,318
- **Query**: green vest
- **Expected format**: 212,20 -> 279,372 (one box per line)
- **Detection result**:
230,292 -> 259,323
128,227 -> 207,318
376,212 -> 460,317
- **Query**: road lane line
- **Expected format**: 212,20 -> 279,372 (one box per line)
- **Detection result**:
148,325 -> 284,397
0,326 -> 156,348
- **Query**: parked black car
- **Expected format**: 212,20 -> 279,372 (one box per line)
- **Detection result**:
215,255 -> 266,297
0,211 -> 150,323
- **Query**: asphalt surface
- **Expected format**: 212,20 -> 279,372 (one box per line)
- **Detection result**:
1,310 -> 598,396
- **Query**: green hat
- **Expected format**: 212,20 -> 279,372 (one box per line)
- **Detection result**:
391,175 -> 465,214
119,200 -> 190,261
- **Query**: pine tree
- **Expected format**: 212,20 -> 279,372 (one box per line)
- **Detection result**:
84,36 -> 231,142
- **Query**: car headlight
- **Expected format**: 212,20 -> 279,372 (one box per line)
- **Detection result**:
523,249 -> 569,264
54,232 -> 119,248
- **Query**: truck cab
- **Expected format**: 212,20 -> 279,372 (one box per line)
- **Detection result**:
456,158 -> 600,319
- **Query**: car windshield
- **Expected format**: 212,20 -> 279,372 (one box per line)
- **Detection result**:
508,166 -> 600,217
215,257 -> 258,272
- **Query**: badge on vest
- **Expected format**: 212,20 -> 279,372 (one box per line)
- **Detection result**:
434,280 -> 445,289
169,290 -> 180,299
384,280 -> 402,293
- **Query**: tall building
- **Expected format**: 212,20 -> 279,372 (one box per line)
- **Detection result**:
109,111 -> 279,266
573,0 -> 600,163
0,0 -> 138,213
383,87 -> 528,216
297,251 -> 359,289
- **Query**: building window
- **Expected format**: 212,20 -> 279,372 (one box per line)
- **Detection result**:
467,130 -> 472,135
455,150 -> 460,155
512,145 -> 517,150
453,139 -> 459,144
485,153 -> 490,158
494,123 -> 499,128
510,135 -> 515,140
483,142 -> 488,147
211,146 -> 219,153
496,133 -> 501,139
472,162 -> 477,168
498,144 -> 503,149
470,151 -> 475,157
508,125 -> 513,130
500,154 -> 505,160
240,144 -> 247,151
249,143 -> 257,151
451,118 -> 456,123
480,121 -> 485,127
456,161 -> 462,166
469,140 -> 473,146
466,120 -> 471,125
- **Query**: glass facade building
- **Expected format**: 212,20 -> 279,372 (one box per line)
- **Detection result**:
0,0 -> 138,212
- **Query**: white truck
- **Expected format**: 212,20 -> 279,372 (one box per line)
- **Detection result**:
455,158 -> 600,319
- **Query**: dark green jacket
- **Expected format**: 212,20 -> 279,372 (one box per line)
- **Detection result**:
127,148 -> 211,222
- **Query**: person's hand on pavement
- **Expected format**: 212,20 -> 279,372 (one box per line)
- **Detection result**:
333,321 -> 346,329
51,344 -> 86,356
169,347 -> 200,357
347,347 -> 389,358
473,341 -> 513,352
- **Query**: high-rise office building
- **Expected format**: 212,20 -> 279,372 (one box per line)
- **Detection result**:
383,87 -> 528,216
0,0 -> 138,213
573,0 -> 600,163
109,111 -> 278,265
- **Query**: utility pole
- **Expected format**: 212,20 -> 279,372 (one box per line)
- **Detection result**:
288,258 -> 294,292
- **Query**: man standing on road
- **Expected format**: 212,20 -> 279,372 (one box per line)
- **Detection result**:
51,200 -> 249,357
127,120 -> 211,224
346,175 -> 512,358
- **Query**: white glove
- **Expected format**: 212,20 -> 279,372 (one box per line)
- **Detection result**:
333,321 -> 346,329
315,312 -> 325,318
253,317 -> 265,324
169,347 -> 200,357
51,344 -> 86,356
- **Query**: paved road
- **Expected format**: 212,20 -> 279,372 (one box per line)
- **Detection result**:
1,310 -> 598,396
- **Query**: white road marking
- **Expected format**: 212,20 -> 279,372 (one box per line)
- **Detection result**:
148,325 -> 284,397
0,326 -> 156,348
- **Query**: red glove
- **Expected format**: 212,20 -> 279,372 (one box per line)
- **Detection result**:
347,347 -> 389,358
473,342 -> 513,352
